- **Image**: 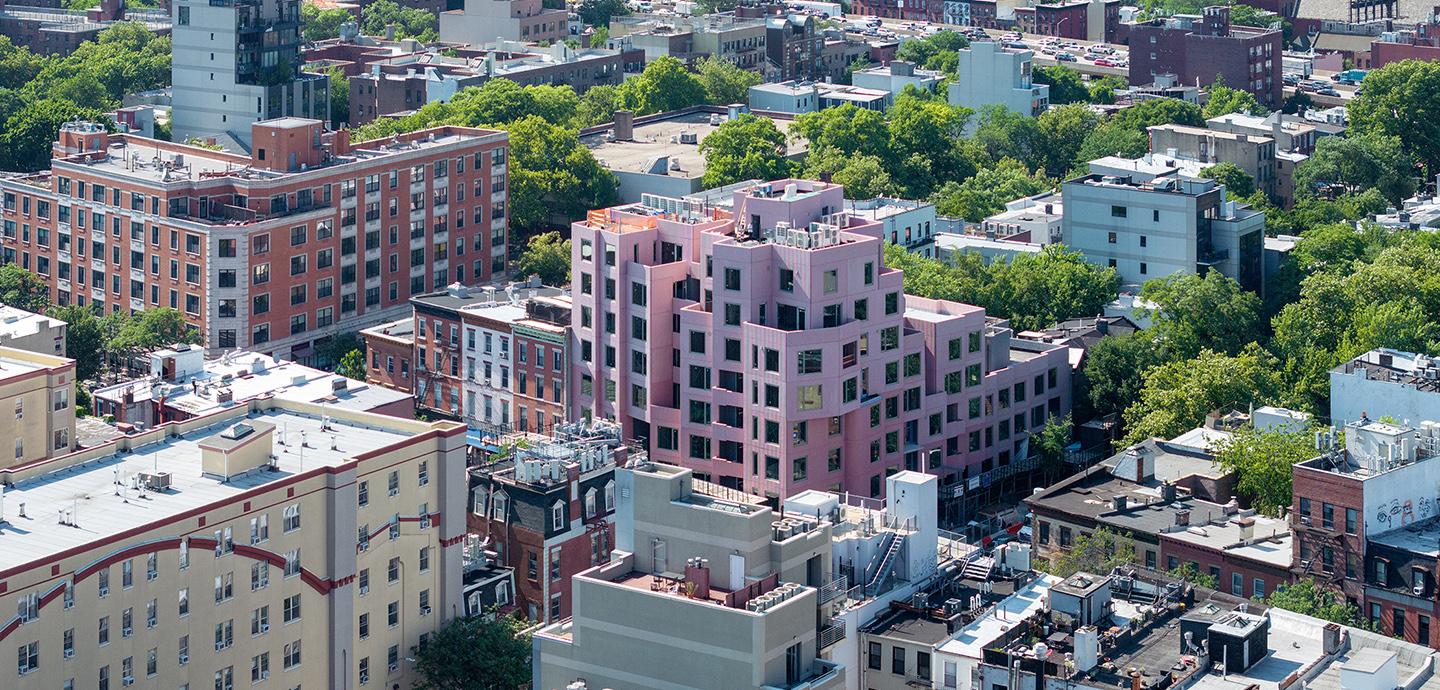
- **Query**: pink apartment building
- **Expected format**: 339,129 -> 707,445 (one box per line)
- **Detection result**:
567,179 -> 1071,512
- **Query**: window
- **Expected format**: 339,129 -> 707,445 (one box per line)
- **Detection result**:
282,595 -> 301,623
283,504 -> 301,532
892,646 -> 906,675
1111,205 -> 1127,217
868,642 -> 882,670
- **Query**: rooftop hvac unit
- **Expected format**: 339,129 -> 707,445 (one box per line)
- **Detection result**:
332,377 -> 348,392
678,131 -> 699,144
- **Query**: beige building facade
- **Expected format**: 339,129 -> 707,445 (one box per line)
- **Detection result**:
0,345 -> 75,469
534,462 -> 846,690
0,397 -> 468,690
0,305 -> 66,357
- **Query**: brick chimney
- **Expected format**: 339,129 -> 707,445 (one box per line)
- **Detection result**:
612,110 -> 634,141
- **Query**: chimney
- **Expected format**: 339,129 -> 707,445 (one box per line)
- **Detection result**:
1112,495 -> 1128,512
1130,669 -> 1143,690
684,558 -> 711,599
1175,510 -> 1190,526
1096,317 -> 1109,335
1236,516 -> 1255,542
1322,623 -> 1342,654
330,128 -> 352,156
612,110 -> 634,141
1161,482 -> 1177,503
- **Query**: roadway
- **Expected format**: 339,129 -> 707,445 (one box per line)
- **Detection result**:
844,14 -> 1356,107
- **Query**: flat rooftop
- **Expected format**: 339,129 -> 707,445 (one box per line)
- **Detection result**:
862,607 -> 956,645
0,353 -> 47,382
63,126 -> 502,191
937,573 -> 1057,659
581,109 -> 805,177
0,304 -> 64,341
0,404 -> 419,573
91,352 -> 409,417
1162,515 -> 1293,568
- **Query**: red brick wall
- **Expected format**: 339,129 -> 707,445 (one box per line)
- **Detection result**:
1159,532 -> 1292,599
1370,40 -> 1440,69
363,332 -> 414,393
512,330 -> 565,434
1292,464 -> 1366,606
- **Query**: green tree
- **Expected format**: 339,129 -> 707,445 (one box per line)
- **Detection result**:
886,94 -> 975,197
1035,413 -> 1073,483
893,30 -> 968,68
1048,528 -> 1135,578
301,2 -> 353,41
1214,425 -> 1316,516
336,349 -> 367,380
505,115 -> 619,232
326,67 -> 349,128
695,56 -> 761,106
804,148 -> 896,199
617,56 -> 705,115
107,308 -> 200,371
973,105 -> 1042,169
1293,132 -> 1416,204
1138,271 -> 1262,360
0,264 -> 49,313
48,304 -> 106,382
588,26 -> 609,49
1087,76 -> 1128,105
1203,77 -> 1266,119
931,158 -> 1052,222
411,613 -> 532,690
1168,562 -> 1218,589
576,0 -> 628,26
1109,97 -> 1204,131
1082,332 -> 1164,419
1200,162 -> 1255,198
1074,122 -> 1150,167
699,113 -> 790,189
314,332 -> 362,370
515,231 -> 572,285
359,0 -> 437,41
1,98 -> 109,171
983,245 -> 1123,331
1033,65 -> 1089,105
1347,58 -> 1440,177
791,104 -> 893,162
1264,580 -> 1366,627
1034,104 -> 1103,176
1122,345 -> 1280,445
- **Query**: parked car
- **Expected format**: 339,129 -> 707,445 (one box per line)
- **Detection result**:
1094,57 -> 1117,67
1282,73 -> 1300,86
1056,51 -> 1078,62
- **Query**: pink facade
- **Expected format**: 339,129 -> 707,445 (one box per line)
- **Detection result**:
567,180 -> 1071,504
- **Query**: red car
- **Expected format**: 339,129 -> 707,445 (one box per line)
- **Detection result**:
1094,57 -> 1118,67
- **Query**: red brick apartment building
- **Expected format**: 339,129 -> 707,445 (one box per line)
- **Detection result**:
0,118 -> 510,360
361,317 -> 416,394
467,421 -> 624,623
1126,6 -> 1284,108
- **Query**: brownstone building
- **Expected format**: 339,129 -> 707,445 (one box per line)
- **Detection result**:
467,421 -> 623,623
0,118 -> 510,362
361,316 -> 415,394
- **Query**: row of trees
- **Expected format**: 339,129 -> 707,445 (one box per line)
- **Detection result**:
344,57 -> 759,236
301,0 -> 438,42
0,24 -> 171,171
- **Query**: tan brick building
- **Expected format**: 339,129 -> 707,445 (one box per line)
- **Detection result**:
0,345 -> 75,469
0,397 -> 469,689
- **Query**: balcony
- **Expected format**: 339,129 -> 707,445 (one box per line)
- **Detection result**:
817,617 -> 845,649
761,659 -> 844,690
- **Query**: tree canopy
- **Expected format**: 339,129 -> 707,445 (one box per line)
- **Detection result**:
700,113 -> 791,189
1202,77 -> 1266,119
1201,162 -> 1255,198
1347,59 -> 1440,178
300,2 -> 352,41
0,263 -> 50,313
411,614 -> 532,690
515,231 -> 572,285
1215,425 -> 1317,516
1122,345 -> 1280,445
360,0 -> 437,42
884,244 -> 1121,331
695,56 -> 761,106
1264,580 -> 1366,627
1047,528 -> 1135,578
1293,132 -> 1416,204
